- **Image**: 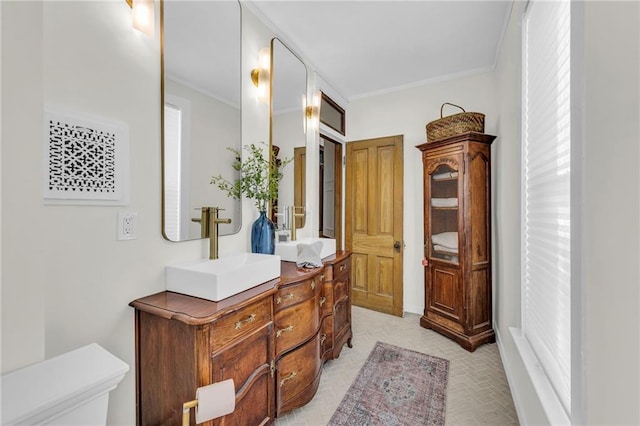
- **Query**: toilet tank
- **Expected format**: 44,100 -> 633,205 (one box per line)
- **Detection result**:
1,343 -> 129,425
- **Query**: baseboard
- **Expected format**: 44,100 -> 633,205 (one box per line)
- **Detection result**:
403,305 -> 422,316
494,322 -> 527,426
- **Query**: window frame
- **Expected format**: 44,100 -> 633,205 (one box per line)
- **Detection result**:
511,1 -> 585,424
319,92 -> 346,135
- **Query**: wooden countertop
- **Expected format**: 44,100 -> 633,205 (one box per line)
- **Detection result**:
130,251 -> 351,326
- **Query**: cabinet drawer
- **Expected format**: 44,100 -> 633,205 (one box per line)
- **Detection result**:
334,257 -> 350,277
210,297 -> 272,352
274,276 -> 320,312
325,257 -> 350,282
334,298 -> 350,340
275,293 -> 322,356
276,330 -> 323,414
333,276 -> 349,305
333,297 -> 352,359
333,256 -> 351,304
320,282 -> 334,317
321,316 -> 333,359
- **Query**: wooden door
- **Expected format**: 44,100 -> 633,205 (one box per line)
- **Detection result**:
321,136 -> 343,248
345,135 -> 403,316
293,147 -> 306,229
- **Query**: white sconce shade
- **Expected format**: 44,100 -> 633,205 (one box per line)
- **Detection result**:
305,90 -> 321,132
251,47 -> 271,104
127,0 -> 154,37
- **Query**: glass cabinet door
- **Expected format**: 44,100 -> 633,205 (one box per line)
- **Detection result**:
428,163 -> 460,264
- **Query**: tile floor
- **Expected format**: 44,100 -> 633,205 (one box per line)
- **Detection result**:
275,306 -> 519,425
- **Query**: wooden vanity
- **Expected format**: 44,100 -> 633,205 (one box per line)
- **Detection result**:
130,251 -> 352,425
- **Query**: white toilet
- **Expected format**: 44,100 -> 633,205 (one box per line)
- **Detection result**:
1,343 -> 129,425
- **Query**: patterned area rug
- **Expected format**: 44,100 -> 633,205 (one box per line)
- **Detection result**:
329,341 -> 449,426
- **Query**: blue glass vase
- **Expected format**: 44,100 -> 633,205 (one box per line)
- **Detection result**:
251,211 -> 275,254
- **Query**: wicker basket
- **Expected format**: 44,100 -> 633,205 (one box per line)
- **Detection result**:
426,103 -> 485,142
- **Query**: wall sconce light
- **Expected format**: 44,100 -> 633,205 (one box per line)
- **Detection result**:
304,91 -> 321,133
125,0 -> 154,37
251,47 -> 271,104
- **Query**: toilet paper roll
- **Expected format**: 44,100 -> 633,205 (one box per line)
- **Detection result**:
195,378 -> 236,423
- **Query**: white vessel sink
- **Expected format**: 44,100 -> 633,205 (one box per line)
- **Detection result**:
166,253 -> 281,301
275,237 -> 336,263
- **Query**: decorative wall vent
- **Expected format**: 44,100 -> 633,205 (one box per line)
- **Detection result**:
44,107 -> 129,205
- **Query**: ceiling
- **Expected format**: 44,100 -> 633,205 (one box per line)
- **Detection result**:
249,1 -> 513,101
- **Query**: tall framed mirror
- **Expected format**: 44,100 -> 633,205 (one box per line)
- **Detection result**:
270,38 -> 307,230
161,0 -> 242,242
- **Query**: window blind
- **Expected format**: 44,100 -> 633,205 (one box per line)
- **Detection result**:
522,0 -> 571,417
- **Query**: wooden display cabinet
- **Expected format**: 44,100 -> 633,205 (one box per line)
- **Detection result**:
416,132 -> 496,352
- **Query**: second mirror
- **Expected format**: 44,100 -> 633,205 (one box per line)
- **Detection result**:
270,38 -> 307,231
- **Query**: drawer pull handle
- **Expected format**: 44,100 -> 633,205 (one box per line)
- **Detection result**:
339,264 -> 346,272
234,313 -> 256,330
276,293 -> 294,304
320,296 -> 326,307
321,334 -> 327,345
276,324 -> 295,338
311,281 -> 316,290
320,274 -> 325,281
280,371 -> 297,387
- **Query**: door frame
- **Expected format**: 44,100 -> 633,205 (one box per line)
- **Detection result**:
320,134 -> 343,248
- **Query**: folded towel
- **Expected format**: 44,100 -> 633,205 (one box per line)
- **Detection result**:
432,171 -> 459,180
432,232 -> 458,249
431,198 -> 458,208
433,244 -> 458,254
296,241 -> 324,269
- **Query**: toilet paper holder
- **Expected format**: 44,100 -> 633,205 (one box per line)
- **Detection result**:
182,400 -> 199,426
182,379 -> 235,426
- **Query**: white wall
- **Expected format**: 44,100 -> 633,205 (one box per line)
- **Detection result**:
583,2 -> 639,424
347,73 -> 498,315
1,1 -> 46,372
39,5 -> 165,423
1,2 -> 275,424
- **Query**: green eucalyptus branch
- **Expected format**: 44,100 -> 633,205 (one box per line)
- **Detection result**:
210,142 -> 291,212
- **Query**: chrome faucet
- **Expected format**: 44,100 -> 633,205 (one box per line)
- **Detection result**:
193,207 -> 231,259
288,205 -> 306,241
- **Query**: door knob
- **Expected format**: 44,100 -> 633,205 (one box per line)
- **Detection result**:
394,241 -> 401,252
